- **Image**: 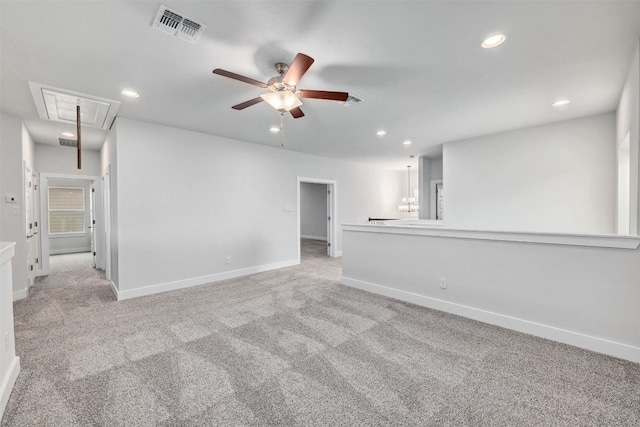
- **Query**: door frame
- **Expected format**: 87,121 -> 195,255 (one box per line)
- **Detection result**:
430,179 -> 443,220
297,177 -> 337,261
39,173 -> 102,276
24,163 -> 35,288
102,168 -> 111,281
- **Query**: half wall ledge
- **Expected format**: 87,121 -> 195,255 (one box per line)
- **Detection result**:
340,223 -> 640,363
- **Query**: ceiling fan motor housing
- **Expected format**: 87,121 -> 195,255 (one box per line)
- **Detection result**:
267,75 -> 295,93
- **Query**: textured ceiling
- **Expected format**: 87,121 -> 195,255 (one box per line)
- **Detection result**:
1,1 -> 639,169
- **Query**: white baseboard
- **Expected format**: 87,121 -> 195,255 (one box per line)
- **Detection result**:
50,248 -> 91,255
334,250 -> 342,257
12,289 -> 27,301
114,259 -> 300,301
341,276 -> 640,363
0,356 -> 20,418
108,280 -> 118,300
301,235 -> 328,241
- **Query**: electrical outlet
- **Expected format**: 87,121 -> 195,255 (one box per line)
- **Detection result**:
225,256 -> 231,265
439,278 -> 447,289
4,332 -> 9,351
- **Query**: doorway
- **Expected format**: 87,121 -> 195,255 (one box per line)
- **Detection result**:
430,179 -> 444,220
39,173 -> 103,276
297,177 -> 337,262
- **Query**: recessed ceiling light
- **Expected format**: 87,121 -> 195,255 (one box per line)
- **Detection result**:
482,34 -> 507,49
552,99 -> 570,107
403,140 -> 412,145
121,89 -> 140,98
376,130 -> 387,136
61,132 -> 75,137
269,126 -> 280,133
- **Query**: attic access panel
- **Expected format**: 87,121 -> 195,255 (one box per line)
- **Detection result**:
29,82 -> 121,129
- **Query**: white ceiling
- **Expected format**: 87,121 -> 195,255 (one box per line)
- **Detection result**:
1,1 -> 639,170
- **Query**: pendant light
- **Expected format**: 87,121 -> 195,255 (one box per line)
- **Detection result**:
399,165 -> 418,213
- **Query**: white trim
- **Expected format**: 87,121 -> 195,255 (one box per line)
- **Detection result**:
301,235 -> 328,241
102,168 -> 111,280
40,173 -> 101,276
430,179 -> 443,220
50,248 -> 91,255
341,276 -> 640,363
108,280 -> 118,299
49,232 -> 88,238
0,356 -> 20,418
113,259 -> 299,301
297,177 -> 338,260
12,289 -> 27,301
0,243 -> 15,266
342,223 -> 640,249
335,250 -> 342,257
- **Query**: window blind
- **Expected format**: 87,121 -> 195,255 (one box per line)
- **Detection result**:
49,187 -> 85,234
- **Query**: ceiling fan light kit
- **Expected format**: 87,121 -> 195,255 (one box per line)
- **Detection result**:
212,52 -> 348,119
260,91 -> 303,112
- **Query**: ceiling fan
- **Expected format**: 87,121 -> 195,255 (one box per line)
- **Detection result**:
212,53 -> 349,119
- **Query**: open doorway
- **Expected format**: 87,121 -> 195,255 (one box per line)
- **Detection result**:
39,173 -> 103,277
297,177 -> 337,263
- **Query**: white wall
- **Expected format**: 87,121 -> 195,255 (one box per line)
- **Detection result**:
34,144 -> 101,177
0,114 -> 34,298
109,117 -> 402,298
444,112 -> 616,234
300,183 -> 327,240
616,40 -> 640,235
100,124 -> 118,288
0,243 -> 19,418
47,179 -> 92,254
341,226 -> 640,362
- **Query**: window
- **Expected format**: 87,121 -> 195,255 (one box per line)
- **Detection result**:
48,187 -> 84,234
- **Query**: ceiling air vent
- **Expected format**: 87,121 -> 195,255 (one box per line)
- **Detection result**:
343,95 -> 363,108
58,138 -> 77,148
152,5 -> 206,43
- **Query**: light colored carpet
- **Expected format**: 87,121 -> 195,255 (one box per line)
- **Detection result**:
2,239 -> 639,426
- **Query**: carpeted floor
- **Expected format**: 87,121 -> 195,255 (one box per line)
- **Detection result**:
2,241 -> 639,426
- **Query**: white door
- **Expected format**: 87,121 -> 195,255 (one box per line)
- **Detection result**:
33,171 -> 41,274
90,184 -> 96,267
436,182 -> 444,220
326,185 -> 332,256
25,165 -> 35,288
103,171 -> 111,280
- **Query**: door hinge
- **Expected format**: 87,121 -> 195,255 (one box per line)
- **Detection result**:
92,188 -> 95,193
29,223 -> 33,229
328,216 -> 331,221
93,252 -> 96,256
34,184 -> 38,190
35,221 -> 38,227
328,190 -> 331,194
36,258 -> 39,264
30,265 -> 34,271
93,219 -> 96,225
327,242 -> 331,247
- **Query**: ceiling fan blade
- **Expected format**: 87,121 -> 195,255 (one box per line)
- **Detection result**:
283,53 -> 315,86
232,97 -> 264,110
298,90 -> 349,102
289,107 -> 305,119
213,69 -> 268,88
